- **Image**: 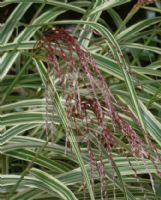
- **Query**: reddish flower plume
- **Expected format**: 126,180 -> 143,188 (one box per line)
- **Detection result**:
36,27 -> 161,199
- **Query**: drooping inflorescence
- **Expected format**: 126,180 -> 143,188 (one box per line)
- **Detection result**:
36,27 -> 161,199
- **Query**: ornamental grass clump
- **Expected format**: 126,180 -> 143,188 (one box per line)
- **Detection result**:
36,27 -> 161,199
